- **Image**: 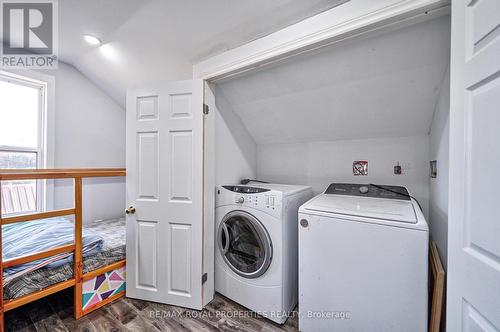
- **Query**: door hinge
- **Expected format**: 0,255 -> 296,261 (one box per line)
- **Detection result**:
203,104 -> 209,115
202,273 -> 208,284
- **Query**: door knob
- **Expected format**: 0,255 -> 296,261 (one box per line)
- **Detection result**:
125,206 -> 136,214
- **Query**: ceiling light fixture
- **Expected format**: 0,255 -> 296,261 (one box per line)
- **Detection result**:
83,34 -> 101,46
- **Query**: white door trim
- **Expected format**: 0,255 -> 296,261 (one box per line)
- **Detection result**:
202,82 -> 215,306
193,0 -> 450,81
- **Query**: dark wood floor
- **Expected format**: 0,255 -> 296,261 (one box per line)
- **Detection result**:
4,289 -> 299,332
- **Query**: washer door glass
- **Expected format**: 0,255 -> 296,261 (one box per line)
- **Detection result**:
218,211 -> 272,278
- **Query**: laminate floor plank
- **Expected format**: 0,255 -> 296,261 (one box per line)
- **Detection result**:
85,308 -> 128,332
133,303 -> 195,332
5,292 -> 300,332
122,297 -> 150,311
4,306 -> 36,332
104,299 -> 139,325
104,299 -> 160,332
25,298 -> 69,332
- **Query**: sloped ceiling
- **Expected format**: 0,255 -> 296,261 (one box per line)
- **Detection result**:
56,0 -> 347,107
215,16 -> 450,145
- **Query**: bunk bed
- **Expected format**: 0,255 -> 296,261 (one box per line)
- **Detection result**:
0,168 -> 126,331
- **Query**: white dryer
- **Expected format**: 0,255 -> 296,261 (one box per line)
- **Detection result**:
298,183 -> 429,332
215,183 -> 312,324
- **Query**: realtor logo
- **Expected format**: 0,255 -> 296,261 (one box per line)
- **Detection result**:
0,0 -> 58,68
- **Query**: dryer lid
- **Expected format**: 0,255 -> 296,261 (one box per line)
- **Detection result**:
303,194 -> 417,224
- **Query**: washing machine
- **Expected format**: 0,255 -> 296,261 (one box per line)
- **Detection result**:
215,183 -> 312,324
298,183 -> 429,332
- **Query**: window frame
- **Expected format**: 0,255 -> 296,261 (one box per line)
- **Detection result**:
0,72 -> 48,215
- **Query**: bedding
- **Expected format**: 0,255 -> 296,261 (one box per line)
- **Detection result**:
3,217 -> 104,283
2,218 -> 125,300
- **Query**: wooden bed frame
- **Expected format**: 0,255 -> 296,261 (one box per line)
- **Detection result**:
0,168 -> 126,331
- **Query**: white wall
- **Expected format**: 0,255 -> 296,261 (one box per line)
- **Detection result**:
214,17 -> 450,146
257,135 -> 430,218
429,68 -> 450,269
214,86 -> 257,185
48,63 -> 126,223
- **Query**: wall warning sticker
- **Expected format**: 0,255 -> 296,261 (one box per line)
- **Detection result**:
353,161 -> 368,176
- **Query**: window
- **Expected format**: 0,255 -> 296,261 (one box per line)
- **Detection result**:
0,72 -> 47,215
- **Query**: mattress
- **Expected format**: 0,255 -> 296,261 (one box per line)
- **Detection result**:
3,218 -> 125,300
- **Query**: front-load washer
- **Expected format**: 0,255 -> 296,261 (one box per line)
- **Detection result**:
298,183 -> 429,332
215,183 -> 312,324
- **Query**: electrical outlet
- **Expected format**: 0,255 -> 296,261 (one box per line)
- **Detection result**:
394,162 -> 402,175
430,160 -> 437,178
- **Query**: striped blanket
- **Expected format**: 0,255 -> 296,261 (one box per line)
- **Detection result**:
3,218 -> 125,300
2,217 -> 103,285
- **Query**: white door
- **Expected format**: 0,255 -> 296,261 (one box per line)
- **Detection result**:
448,0 -> 500,331
126,80 -> 211,309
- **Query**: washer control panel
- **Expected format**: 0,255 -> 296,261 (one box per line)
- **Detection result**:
222,185 -> 270,194
217,186 -> 281,217
325,183 -> 410,200
232,193 -> 277,209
